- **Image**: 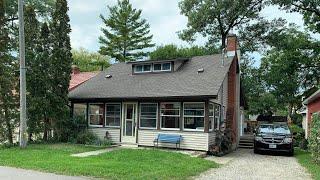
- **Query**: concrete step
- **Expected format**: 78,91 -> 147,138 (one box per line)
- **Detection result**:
239,145 -> 254,149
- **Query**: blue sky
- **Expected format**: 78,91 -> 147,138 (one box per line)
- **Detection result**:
67,0 -> 305,56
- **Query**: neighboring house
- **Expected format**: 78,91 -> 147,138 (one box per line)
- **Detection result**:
68,34 -> 242,151
69,65 -> 97,91
302,89 -> 320,138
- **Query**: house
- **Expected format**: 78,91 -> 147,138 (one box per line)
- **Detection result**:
302,89 -> 320,138
68,34 -> 242,151
69,65 -> 97,91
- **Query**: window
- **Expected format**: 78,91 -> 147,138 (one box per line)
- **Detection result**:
140,103 -> 157,128
89,104 -> 104,126
209,103 -> 214,131
160,102 -> 180,129
183,103 -> 205,130
105,103 -> 121,127
153,62 -> 171,72
134,64 -> 152,73
73,103 -> 87,122
214,104 -> 221,130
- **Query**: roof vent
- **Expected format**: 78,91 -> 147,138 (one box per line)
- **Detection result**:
105,74 -> 112,79
197,68 -> 204,73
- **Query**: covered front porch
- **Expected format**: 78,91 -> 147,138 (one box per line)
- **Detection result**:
71,98 -> 226,151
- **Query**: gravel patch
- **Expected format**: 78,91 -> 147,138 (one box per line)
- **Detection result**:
196,149 -> 312,180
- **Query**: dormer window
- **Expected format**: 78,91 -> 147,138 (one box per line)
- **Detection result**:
134,64 -> 152,73
153,62 -> 171,72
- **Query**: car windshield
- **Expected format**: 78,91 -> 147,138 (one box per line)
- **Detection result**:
258,124 -> 290,134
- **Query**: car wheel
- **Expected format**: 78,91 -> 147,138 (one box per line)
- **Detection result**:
288,149 -> 294,156
254,148 -> 259,154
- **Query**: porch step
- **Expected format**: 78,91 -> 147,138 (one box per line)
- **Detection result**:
239,136 -> 254,149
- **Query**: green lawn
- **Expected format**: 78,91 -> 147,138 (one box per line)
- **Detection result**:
295,149 -> 320,180
0,144 -> 217,180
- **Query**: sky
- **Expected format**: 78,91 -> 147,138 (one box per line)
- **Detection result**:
67,0 -> 305,58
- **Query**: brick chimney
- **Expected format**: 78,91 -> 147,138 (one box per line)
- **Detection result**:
71,65 -> 80,75
226,34 -> 238,57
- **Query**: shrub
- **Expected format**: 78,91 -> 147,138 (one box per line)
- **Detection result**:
290,124 -> 305,147
76,130 -> 98,145
300,138 -> 309,150
308,114 -> 320,164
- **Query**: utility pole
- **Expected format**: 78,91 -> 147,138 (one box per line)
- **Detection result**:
18,0 -> 27,148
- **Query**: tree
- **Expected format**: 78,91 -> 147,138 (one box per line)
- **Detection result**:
260,26 -> 320,116
149,44 -> 219,60
0,0 -> 19,144
72,48 -> 110,72
271,0 -> 320,33
24,5 -> 41,141
50,0 -> 73,141
178,0 -> 264,49
99,0 -> 155,62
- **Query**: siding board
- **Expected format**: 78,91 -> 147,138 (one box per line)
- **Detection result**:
89,128 -> 120,143
138,129 -> 210,151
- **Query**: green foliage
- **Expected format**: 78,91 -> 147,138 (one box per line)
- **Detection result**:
149,44 -> 219,60
0,144 -> 217,179
0,0 -> 19,144
249,93 -> 278,116
75,130 -> 98,145
309,114 -> 320,164
50,0 -> 73,141
99,0 -> 155,62
260,26 -> 320,115
178,0 -> 264,48
290,124 -> 304,147
72,48 -> 110,72
271,0 -> 320,33
295,149 -> 320,179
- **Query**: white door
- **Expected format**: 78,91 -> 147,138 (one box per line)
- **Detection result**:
122,102 -> 138,143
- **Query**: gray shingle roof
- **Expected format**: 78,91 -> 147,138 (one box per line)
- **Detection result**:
69,54 -> 234,100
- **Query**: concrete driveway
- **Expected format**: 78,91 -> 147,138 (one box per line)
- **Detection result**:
196,149 -> 312,180
0,166 -> 91,180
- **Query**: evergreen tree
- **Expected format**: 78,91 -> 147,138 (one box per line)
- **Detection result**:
36,23 -> 52,141
99,0 -> 155,62
0,0 -> 19,144
50,0 -> 73,141
24,5 -> 42,141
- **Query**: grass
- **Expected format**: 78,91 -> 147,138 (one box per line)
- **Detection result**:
295,149 -> 320,180
0,144 -> 217,180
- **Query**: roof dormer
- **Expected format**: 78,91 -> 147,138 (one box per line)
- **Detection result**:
128,58 -> 189,75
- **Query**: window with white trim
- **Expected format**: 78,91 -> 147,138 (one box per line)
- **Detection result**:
105,103 -> 121,127
89,104 -> 104,126
160,102 -> 180,129
134,64 -> 152,73
209,103 -> 214,131
73,103 -> 87,122
183,103 -> 205,130
153,62 -> 171,72
214,104 -> 221,130
140,103 -> 157,128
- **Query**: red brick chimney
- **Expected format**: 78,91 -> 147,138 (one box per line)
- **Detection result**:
71,65 -> 80,75
226,34 -> 238,57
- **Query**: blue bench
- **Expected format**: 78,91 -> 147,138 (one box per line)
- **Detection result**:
154,134 -> 182,150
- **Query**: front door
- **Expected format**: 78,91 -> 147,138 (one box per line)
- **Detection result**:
122,102 -> 137,143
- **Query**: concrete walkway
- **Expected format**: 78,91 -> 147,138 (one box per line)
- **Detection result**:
71,147 -> 120,157
0,166 -> 91,180
196,149 -> 312,180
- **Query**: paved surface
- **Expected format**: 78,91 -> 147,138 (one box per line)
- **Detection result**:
71,147 -> 120,157
196,149 -> 312,180
0,166 -> 91,180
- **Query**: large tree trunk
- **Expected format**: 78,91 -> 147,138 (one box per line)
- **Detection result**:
221,34 -> 227,50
